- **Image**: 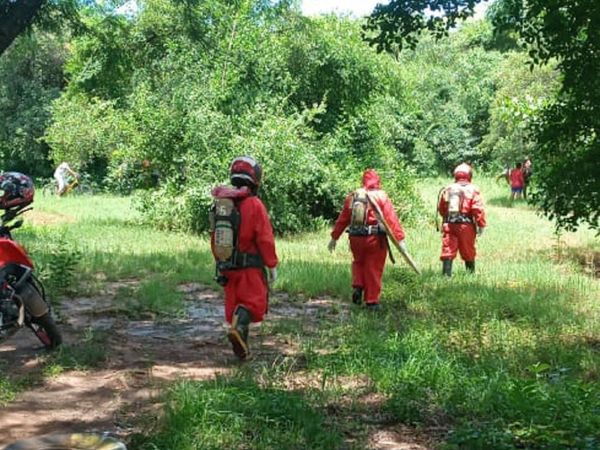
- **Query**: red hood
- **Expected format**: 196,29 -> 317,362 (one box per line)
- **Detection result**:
362,169 -> 381,190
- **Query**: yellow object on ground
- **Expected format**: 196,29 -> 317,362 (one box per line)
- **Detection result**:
3,433 -> 126,450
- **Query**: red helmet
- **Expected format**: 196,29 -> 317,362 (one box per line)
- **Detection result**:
453,163 -> 473,181
230,156 -> 262,188
0,172 -> 34,210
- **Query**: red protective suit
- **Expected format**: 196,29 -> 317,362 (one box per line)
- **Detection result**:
212,187 -> 278,324
510,168 -> 524,189
438,176 -> 486,262
331,170 -> 405,305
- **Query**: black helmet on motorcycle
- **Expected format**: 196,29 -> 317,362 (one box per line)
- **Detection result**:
230,156 -> 262,189
0,172 -> 34,210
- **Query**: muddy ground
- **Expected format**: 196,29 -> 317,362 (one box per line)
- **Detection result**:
0,282 -> 434,449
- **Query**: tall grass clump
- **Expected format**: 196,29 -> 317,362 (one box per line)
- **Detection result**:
43,328 -> 108,377
114,277 -> 184,318
133,376 -> 342,450
0,373 -> 20,405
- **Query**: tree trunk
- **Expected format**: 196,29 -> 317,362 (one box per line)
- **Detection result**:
0,0 -> 46,55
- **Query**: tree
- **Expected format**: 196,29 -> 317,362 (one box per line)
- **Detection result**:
363,0 -> 480,53
366,0 -> 600,231
0,0 -> 80,56
479,52 -> 560,168
47,0 -> 423,232
0,0 -> 45,55
0,31 -> 68,176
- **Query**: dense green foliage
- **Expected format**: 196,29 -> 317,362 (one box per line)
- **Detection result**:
394,22 -> 503,173
492,0 -> 600,232
365,0 -> 600,231
42,0 -> 561,233
45,0 -> 425,233
0,32 -> 67,176
479,51 -> 559,165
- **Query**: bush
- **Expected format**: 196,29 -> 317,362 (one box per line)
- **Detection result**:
48,1 -> 424,233
0,32 -> 68,177
45,93 -> 133,181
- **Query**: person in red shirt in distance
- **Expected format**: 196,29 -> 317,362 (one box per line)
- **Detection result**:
211,156 -> 278,359
510,162 -> 525,201
328,169 -> 406,311
438,163 -> 486,276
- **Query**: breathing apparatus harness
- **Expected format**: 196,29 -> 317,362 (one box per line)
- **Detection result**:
210,187 -> 264,286
347,188 -> 386,237
436,182 -> 475,231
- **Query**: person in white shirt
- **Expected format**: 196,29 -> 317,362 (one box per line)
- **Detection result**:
53,162 -> 78,196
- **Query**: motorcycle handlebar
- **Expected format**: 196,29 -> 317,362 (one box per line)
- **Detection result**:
0,206 -> 31,225
0,222 -> 19,238
0,208 -> 29,238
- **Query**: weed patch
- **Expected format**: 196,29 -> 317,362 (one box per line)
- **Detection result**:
114,277 -> 184,318
38,233 -> 81,297
567,244 -> 600,279
43,328 -> 108,376
131,376 -> 343,450
0,373 -> 20,405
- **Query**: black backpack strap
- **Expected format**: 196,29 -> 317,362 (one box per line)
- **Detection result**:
217,252 -> 263,271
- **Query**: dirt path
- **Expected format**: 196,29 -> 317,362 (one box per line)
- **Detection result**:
0,282 -> 433,449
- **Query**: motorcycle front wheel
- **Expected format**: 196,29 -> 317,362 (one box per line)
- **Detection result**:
30,312 -> 62,349
18,278 -> 63,349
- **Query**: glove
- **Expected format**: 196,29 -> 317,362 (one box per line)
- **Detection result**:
398,240 -> 408,253
327,239 -> 337,253
477,227 -> 485,237
268,267 -> 277,284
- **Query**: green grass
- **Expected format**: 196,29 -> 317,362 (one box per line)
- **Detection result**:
0,373 -> 21,405
10,180 -> 600,449
43,328 -> 108,377
131,376 -> 343,450
114,276 -> 184,318
294,179 -> 600,449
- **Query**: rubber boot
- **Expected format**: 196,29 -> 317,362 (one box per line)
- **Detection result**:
366,303 -> 381,312
465,261 -> 475,274
228,305 -> 251,360
442,259 -> 453,277
352,287 -> 363,305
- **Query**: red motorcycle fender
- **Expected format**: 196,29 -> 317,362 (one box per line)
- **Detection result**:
17,281 -> 48,318
0,239 -> 34,268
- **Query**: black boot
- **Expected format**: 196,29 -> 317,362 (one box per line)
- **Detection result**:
228,305 -> 251,360
442,259 -> 453,277
465,261 -> 475,274
352,287 -> 363,305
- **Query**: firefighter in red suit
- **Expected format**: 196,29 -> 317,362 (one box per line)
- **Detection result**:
328,169 -> 406,311
211,156 -> 278,359
438,163 -> 486,276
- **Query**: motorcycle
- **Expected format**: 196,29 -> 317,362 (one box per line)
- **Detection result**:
0,206 -> 62,349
